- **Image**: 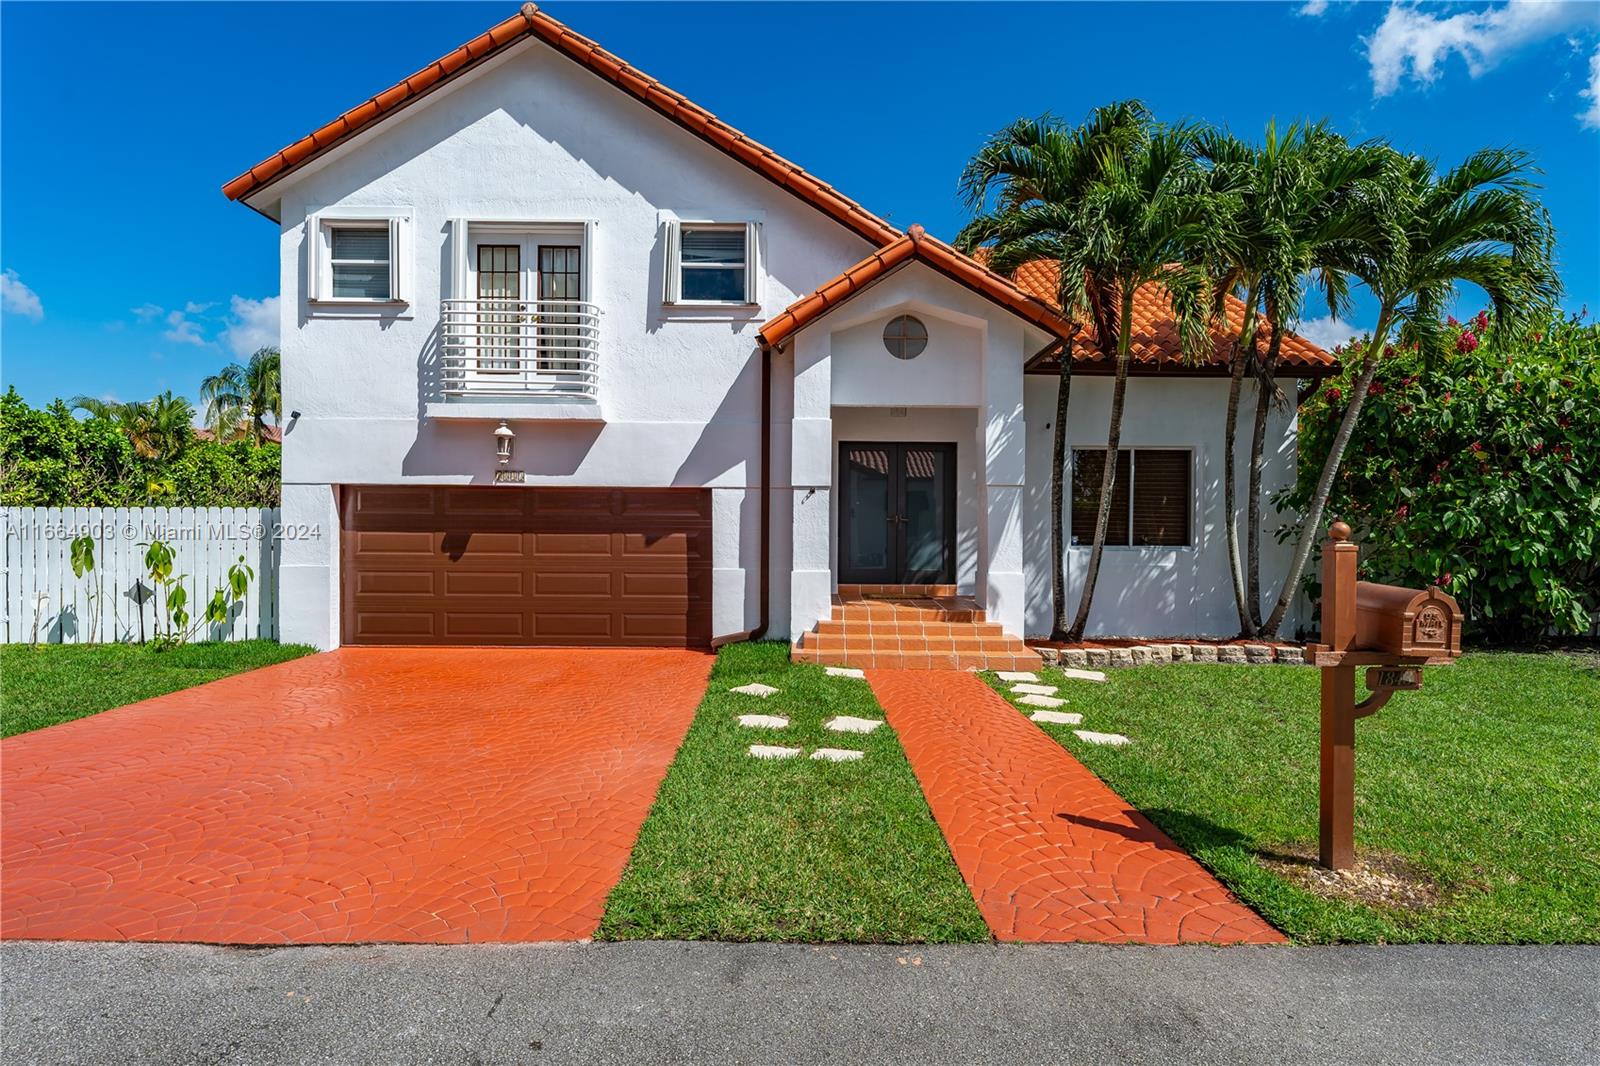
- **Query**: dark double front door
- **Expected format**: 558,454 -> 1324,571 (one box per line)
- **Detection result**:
838,442 -> 957,585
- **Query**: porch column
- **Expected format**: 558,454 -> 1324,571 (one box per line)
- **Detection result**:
982,320 -> 1027,638
789,327 -> 833,641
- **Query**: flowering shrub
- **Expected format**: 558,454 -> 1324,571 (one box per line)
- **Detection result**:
1287,309 -> 1599,639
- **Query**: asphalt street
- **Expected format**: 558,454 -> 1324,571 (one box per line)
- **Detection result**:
2,940 -> 1595,1065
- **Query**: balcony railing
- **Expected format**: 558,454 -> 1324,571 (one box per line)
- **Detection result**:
440,298 -> 600,400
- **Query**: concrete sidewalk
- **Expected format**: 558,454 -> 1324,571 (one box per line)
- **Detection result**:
3,940 -> 1595,1065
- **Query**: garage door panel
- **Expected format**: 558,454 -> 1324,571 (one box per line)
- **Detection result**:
441,531 -> 527,559
343,487 -> 711,647
533,572 -> 612,596
355,570 -> 436,596
531,532 -> 616,556
443,571 -> 525,597
620,572 -> 690,598
442,612 -> 528,639
352,530 -> 437,556
352,611 -> 437,639
531,613 -> 615,639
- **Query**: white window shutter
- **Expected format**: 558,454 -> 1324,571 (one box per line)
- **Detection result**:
662,219 -> 681,304
744,221 -> 760,304
582,220 -> 597,303
307,217 -> 323,302
387,217 -> 403,302
448,217 -> 469,301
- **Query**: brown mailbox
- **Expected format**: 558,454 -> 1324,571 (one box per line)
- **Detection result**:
1354,582 -> 1463,659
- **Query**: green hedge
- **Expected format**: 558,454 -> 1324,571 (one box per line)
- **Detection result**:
1288,309 -> 1599,639
0,388 -> 280,507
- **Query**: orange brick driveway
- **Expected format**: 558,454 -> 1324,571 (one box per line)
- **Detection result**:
867,670 -> 1284,945
2,648 -> 712,944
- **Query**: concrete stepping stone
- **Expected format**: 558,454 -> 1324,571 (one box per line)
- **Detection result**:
824,715 -> 883,735
1059,668 -> 1108,683
1031,710 -> 1083,725
1017,693 -> 1066,709
1011,683 -> 1059,697
824,666 -> 866,679
748,744 -> 801,759
737,714 -> 789,729
1073,730 -> 1130,746
810,748 -> 865,763
730,683 -> 779,698
996,671 -> 1040,682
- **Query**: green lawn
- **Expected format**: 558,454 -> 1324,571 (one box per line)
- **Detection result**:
984,652 -> 1600,944
598,641 -> 990,942
1,641 -> 317,738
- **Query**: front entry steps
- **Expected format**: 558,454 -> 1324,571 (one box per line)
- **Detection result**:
792,585 -> 1043,672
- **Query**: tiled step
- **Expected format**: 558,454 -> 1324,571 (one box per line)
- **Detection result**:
833,605 -> 985,624
812,620 -> 1006,639
838,584 -> 960,598
793,646 -> 1043,671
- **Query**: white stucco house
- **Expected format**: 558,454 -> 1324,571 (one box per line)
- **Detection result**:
224,3 -> 1330,660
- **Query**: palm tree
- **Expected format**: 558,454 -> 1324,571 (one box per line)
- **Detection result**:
1259,146 -> 1560,637
200,347 -> 281,444
1053,124 -> 1236,640
1195,122 -> 1386,634
72,392 -> 195,460
955,103 -> 1151,640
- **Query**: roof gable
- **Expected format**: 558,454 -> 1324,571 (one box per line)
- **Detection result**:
759,226 -> 1074,347
222,3 -> 898,245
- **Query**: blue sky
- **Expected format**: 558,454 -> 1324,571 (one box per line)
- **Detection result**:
3,1 -> 1597,411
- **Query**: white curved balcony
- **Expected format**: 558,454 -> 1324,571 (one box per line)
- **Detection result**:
439,298 -> 600,407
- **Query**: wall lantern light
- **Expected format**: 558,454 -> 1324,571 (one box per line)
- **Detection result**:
494,420 -> 515,466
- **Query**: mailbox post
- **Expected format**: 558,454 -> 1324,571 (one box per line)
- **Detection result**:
1305,521 -> 1462,870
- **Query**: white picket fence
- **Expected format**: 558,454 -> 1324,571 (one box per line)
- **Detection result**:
1,508 -> 282,644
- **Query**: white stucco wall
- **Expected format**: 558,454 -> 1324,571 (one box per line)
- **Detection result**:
262,40 -> 872,647
1021,375 -> 1305,639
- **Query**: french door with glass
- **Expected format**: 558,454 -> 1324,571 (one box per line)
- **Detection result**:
473,238 -> 583,382
838,441 -> 956,585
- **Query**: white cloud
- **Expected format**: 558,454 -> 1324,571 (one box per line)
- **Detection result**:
183,300 -> 214,315
1366,1 -> 1600,98
132,302 -> 163,322
1299,0 -> 1329,16
162,308 -> 207,346
1297,315 -> 1366,351
218,295 -> 279,360
1,269 -> 43,320
1581,44 -> 1600,128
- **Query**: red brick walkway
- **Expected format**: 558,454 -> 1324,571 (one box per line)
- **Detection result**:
867,670 -> 1284,944
1,648 -> 712,944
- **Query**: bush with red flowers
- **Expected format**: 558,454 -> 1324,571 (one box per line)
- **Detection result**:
1286,308 -> 1599,639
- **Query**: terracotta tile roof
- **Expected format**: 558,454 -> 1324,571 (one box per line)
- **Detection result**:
194,424 -> 282,444
759,225 -> 1075,348
1001,258 -> 1335,370
222,4 -> 898,245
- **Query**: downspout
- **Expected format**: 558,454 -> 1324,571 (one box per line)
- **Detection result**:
710,342 -> 773,647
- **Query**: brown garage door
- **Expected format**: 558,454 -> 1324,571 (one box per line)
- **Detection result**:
340,486 -> 712,647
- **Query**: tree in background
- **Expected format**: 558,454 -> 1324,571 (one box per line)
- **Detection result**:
69,392 -> 196,462
1286,307 -> 1597,638
955,103 -> 1151,640
200,347 -> 282,444
1261,146 -> 1560,636
1,389 -> 279,507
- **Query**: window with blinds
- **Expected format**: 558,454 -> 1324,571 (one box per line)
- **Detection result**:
329,226 -> 392,300
678,225 -> 746,302
1070,448 -> 1191,547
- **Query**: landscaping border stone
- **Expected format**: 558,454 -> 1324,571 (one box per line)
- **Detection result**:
1032,641 -> 1308,670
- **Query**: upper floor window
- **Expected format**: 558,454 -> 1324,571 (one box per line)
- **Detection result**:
1071,448 -> 1192,547
309,214 -> 408,306
329,227 -> 391,300
664,221 -> 759,305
